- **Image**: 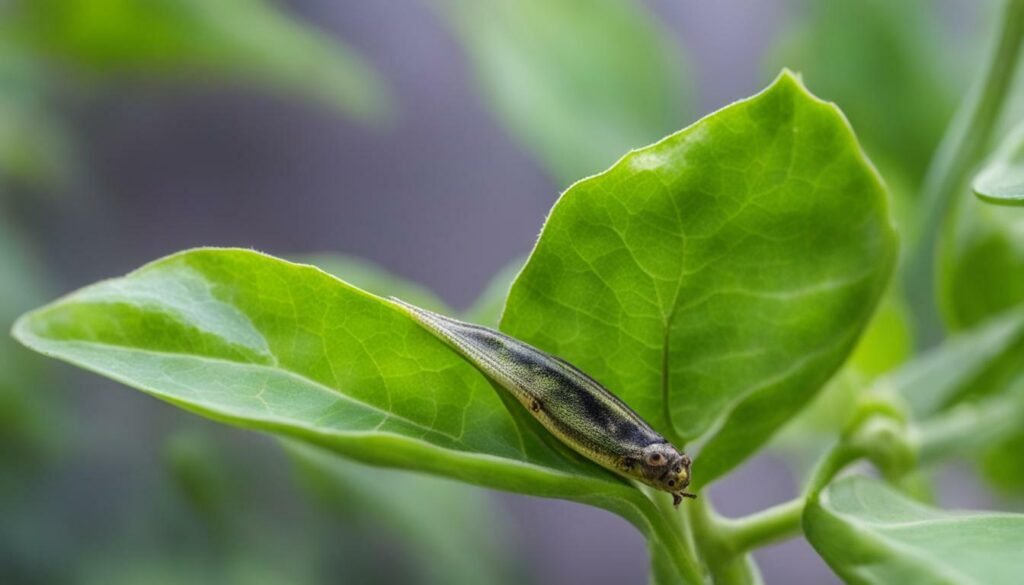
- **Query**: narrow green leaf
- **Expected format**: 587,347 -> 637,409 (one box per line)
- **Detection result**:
974,122 -> 1024,206
11,0 -> 392,122
805,475 -> 1024,585
12,248 -> 702,584
435,0 -> 690,184
502,71 -> 898,484
883,307 -> 1024,417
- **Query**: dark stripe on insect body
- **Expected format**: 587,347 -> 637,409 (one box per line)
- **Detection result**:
389,298 -> 666,470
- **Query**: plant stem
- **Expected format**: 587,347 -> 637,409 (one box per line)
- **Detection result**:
637,495 -> 706,584
805,441 -> 865,498
716,497 -> 805,553
905,0 -> 1024,344
689,497 -> 761,585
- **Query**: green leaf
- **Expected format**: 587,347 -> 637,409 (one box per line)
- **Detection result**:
0,215 -> 58,463
287,440 -> 517,585
501,71 -> 898,484
887,307 -> 1024,417
10,0 -> 392,122
300,254 -> 450,314
939,187 -> 1024,491
974,121 -> 1024,206
805,475 -> 1024,585
0,39 -> 74,191
12,248 -> 702,584
981,426 -> 1024,494
769,0 -> 961,189
771,290 -> 912,475
435,0 -> 690,184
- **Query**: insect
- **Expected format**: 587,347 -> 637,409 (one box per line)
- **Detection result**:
390,297 -> 695,506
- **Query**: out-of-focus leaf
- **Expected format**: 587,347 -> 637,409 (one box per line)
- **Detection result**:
502,72 -> 897,484
163,429 -> 235,536
770,0 -> 960,189
974,121 -> 1024,206
940,194 -> 1024,330
982,427 -> 1024,494
771,291 -> 912,473
301,254 -> 449,314
941,191 -> 1024,491
915,376 -> 1024,465
435,0 -> 690,184
0,40 -> 74,190
287,441 -> 517,585
805,475 -> 1024,585
11,0 -> 392,122
0,215 -> 57,464
12,248 -> 702,584
886,307 -> 1024,417
462,256 -> 525,327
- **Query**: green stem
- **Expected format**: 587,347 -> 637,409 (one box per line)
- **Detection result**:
717,497 -> 804,553
690,497 -> 760,585
805,441 -> 865,498
637,495 -> 706,584
905,0 -> 1024,343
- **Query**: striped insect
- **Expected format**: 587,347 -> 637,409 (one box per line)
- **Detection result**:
390,298 -> 695,505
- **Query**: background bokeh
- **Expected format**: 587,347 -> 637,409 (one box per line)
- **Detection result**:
1,1 -> 1016,584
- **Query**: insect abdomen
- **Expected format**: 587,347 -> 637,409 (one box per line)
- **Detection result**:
389,298 -> 663,465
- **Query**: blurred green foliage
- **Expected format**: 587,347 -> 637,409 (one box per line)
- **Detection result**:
3,0 -> 393,122
435,0 -> 691,185
770,0 -> 964,195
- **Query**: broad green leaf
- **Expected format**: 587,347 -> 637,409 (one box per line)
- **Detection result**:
805,475 -> 1024,585
12,248 -> 702,584
301,254 -> 450,314
287,441 -> 517,585
974,121 -> 1024,206
435,0 -> 690,184
9,0 -> 392,122
769,0 -> 961,190
502,71 -> 898,484
771,290 -> 912,475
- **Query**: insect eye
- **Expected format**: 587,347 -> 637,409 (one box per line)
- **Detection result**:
675,465 -> 682,473
646,452 -> 666,466
667,479 -> 676,487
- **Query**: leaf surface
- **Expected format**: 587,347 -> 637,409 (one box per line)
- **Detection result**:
12,248 -> 702,584
502,72 -> 897,483
805,476 -> 1024,585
